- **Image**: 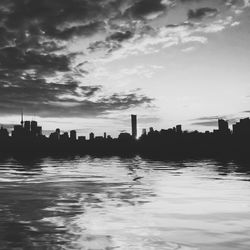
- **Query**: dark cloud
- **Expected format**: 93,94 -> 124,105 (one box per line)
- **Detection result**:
0,47 -> 70,75
4,0 -> 103,31
125,0 -> 168,19
108,31 -> 133,42
0,0 -> 232,119
88,30 -> 134,54
0,0 -> 156,118
192,121 -> 219,127
0,76 -> 153,117
188,7 -> 218,20
46,21 -> 105,41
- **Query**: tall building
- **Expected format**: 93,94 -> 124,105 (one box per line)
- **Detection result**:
21,109 -> 24,127
24,121 -> 31,132
233,118 -> 250,136
70,130 -> 77,140
31,121 -> 38,133
55,128 -> 60,140
131,114 -> 137,139
89,132 -> 95,141
218,119 -> 230,135
176,125 -> 182,134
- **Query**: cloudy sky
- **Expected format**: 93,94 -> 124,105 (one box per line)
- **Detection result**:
0,0 -> 250,136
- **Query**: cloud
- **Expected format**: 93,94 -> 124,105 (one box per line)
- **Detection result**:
231,21 -> 240,26
188,8 -> 218,20
0,0 -> 247,119
0,76 -> 153,117
0,47 -> 70,75
192,121 -> 219,127
124,0 -> 169,19
182,46 -> 195,52
108,31 -> 134,42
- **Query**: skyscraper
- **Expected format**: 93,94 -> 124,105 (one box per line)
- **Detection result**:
176,125 -> 182,134
131,114 -> 137,139
218,119 -> 230,135
89,132 -> 95,141
31,121 -> 38,132
70,130 -> 77,140
21,109 -> 24,127
24,121 -> 31,132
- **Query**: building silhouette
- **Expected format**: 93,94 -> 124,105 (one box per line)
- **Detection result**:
218,119 -> 230,135
70,130 -> 77,141
1,113 -> 250,158
176,125 -> 182,134
0,126 -> 8,139
24,121 -> 31,132
131,114 -> 137,139
233,118 -> 250,136
89,132 -> 94,141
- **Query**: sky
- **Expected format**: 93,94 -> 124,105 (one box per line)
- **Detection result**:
0,0 -> 250,137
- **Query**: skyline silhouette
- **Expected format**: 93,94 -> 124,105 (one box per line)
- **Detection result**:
1,113 -> 250,158
1,1 -> 250,250
0,0 -> 250,135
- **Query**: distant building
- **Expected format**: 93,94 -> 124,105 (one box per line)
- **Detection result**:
78,136 -> 86,142
131,114 -> 137,139
24,121 -> 31,132
70,130 -> 77,140
95,136 -> 104,141
172,127 -> 176,133
61,132 -> 69,141
89,132 -> 95,141
142,128 -> 147,135
218,119 -> 230,135
233,118 -> 250,136
49,128 -> 60,141
12,125 -> 24,138
0,126 -> 9,139
31,121 -> 37,132
118,132 -> 132,141
176,125 -> 182,134
104,132 -> 107,139
21,110 -> 24,127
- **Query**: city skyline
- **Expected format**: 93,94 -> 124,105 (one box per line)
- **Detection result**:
1,112 -> 250,140
0,0 -> 250,135
1,2 -> 250,249
1,112 -> 250,158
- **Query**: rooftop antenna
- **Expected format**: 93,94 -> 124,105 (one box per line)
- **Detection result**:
21,109 -> 24,127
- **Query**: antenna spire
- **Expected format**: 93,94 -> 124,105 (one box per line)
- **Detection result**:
21,109 -> 24,127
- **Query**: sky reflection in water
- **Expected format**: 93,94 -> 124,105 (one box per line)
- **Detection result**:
0,156 -> 250,250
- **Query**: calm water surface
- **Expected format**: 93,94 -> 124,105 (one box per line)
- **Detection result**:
0,156 -> 250,250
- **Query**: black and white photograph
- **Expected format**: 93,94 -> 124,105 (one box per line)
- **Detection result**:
0,0 -> 250,249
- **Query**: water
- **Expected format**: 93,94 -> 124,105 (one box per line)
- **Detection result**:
0,156 -> 250,250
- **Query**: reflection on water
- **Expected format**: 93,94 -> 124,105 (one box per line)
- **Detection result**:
0,156 -> 250,249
